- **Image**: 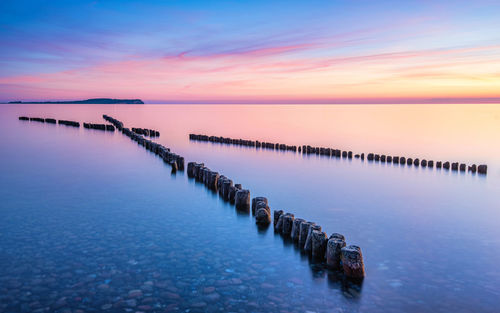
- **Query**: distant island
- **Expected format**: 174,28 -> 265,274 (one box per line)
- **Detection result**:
9,98 -> 144,104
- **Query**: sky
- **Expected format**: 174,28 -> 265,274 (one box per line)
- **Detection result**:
1,0 -> 500,104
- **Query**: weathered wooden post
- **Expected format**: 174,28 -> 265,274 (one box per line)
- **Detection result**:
298,221 -> 313,249
304,224 -> 321,254
222,179 -> 233,201
273,210 -> 283,227
290,218 -> 305,242
341,245 -> 365,279
326,233 -> 346,269
275,214 -> 284,233
282,213 -> 295,237
208,172 -> 219,190
311,230 -> 328,261
235,189 -> 250,211
228,186 -> 238,203
252,197 -> 268,215
170,160 -> 178,173
176,157 -> 185,170
255,208 -> 271,225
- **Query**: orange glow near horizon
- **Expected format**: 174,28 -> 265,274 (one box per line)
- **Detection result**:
2,43 -> 500,103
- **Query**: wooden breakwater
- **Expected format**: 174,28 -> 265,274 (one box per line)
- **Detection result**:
58,120 -> 80,127
19,116 -> 80,127
189,134 -> 297,152
103,115 -> 183,172
83,123 -> 115,131
132,127 -> 160,137
189,133 -> 488,175
19,116 -> 118,131
18,115 -> 366,280
186,161 -> 365,279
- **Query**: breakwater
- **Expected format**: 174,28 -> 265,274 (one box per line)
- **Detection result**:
189,133 -> 488,175
19,116 -> 116,131
189,134 -> 297,152
19,114 -> 180,170
132,127 -> 160,137
58,120 -> 80,127
18,115 -> 365,281
83,123 -> 115,131
19,116 -> 80,127
186,161 -> 365,279
103,115 -> 182,172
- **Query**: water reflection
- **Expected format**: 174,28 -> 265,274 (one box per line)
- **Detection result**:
256,223 -> 270,234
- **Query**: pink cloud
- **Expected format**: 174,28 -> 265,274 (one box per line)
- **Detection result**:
1,41 -> 500,102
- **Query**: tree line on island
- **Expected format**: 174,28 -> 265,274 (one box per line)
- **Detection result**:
9,98 -> 144,104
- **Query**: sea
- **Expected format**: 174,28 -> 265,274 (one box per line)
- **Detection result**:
0,103 -> 499,312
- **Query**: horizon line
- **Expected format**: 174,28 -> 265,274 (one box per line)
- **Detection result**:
3,97 -> 500,105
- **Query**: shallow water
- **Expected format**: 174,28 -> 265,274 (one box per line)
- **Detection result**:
0,103 -> 499,313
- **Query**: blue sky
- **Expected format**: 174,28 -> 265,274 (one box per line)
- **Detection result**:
1,0 -> 499,103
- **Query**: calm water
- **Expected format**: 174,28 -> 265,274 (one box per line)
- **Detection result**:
0,103 -> 499,313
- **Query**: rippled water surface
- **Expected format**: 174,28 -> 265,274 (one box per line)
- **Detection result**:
0,103 -> 499,313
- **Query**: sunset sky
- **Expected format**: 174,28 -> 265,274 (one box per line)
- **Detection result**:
1,0 -> 500,103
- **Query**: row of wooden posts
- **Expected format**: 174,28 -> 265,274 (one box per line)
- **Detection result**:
103,115 -> 183,172
132,127 -> 160,137
20,115 -> 365,279
189,133 -> 487,175
19,116 -> 80,127
19,116 -> 118,132
83,123 -> 115,131
185,161 -> 365,279
189,134 -> 298,152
